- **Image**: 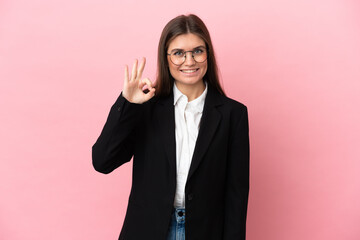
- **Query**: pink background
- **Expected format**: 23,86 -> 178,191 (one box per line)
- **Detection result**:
1,0 -> 359,239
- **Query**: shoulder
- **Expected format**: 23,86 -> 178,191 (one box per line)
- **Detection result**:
213,93 -> 249,133
217,95 -> 249,136
220,94 -> 247,110
217,94 -> 248,119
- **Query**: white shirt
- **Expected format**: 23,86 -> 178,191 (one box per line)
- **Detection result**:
173,82 -> 208,208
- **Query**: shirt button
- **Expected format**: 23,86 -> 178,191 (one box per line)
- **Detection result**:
117,106 -> 121,111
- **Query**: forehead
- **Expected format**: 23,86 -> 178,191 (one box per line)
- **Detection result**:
168,33 -> 206,50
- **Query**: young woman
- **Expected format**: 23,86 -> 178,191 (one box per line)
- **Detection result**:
92,14 -> 249,240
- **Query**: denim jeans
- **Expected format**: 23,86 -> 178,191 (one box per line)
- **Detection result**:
166,208 -> 185,240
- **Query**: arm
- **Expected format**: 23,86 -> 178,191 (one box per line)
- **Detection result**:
92,58 -> 155,174
223,106 -> 250,239
92,93 -> 143,174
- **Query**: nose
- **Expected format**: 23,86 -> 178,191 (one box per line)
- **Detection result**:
184,52 -> 196,66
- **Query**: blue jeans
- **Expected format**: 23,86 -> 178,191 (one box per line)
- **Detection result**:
166,208 -> 185,240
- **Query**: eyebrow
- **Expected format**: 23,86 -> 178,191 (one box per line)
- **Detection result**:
169,45 -> 206,52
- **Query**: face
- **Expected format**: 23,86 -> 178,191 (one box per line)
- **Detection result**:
167,33 -> 208,89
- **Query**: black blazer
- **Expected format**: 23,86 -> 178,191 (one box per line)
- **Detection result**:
92,84 -> 249,240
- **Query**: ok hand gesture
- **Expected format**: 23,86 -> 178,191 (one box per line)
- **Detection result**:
122,57 -> 156,104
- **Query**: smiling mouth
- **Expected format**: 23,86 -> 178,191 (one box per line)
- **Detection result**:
180,68 -> 199,73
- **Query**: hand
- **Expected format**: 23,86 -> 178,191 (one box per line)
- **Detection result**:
122,57 -> 155,104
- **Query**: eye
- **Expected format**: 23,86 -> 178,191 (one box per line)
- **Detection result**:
173,51 -> 184,56
193,49 -> 204,54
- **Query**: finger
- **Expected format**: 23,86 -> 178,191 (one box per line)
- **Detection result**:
141,78 -> 153,90
138,80 -> 149,92
138,78 -> 153,92
124,65 -> 129,84
131,59 -> 138,81
137,57 -> 146,80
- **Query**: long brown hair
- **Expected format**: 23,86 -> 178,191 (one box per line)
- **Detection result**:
155,14 -> 225,97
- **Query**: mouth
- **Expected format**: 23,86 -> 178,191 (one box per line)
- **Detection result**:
180,68 -> 199,73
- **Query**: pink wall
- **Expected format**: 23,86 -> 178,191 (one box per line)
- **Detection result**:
1,0 -> 359,239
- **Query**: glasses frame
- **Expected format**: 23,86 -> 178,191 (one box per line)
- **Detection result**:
167,48 -> 208,66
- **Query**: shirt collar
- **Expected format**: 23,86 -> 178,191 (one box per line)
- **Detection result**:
173,83 -> 184,106
173,82 -> 208,113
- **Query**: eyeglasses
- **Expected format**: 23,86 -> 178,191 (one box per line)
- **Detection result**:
167,47 -> 207,66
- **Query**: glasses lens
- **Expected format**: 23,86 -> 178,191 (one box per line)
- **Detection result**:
193,50 -> 207,63
171,52 -> 185,65
169,49 -> 207,65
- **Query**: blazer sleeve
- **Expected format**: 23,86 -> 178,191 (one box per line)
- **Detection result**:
223,106 -> 250,240
92,93 -> 143,174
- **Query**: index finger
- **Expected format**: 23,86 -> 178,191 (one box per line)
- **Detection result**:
137,57 -> 146,79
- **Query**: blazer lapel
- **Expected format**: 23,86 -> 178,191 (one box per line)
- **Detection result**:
187,85 -> 223,181
154,94 -> 177,172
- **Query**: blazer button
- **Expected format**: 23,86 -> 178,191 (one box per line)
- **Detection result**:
187,194 -> 193,201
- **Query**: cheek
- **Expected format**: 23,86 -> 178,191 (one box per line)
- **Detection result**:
169,64 -> 179,76
201,63 -> 208,75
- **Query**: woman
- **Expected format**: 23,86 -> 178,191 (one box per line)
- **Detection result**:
92,14 -> 249,240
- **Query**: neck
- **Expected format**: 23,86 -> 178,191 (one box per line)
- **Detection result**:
175,80 -> 206,101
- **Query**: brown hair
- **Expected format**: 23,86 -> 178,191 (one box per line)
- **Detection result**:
155,14 -> 225,97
